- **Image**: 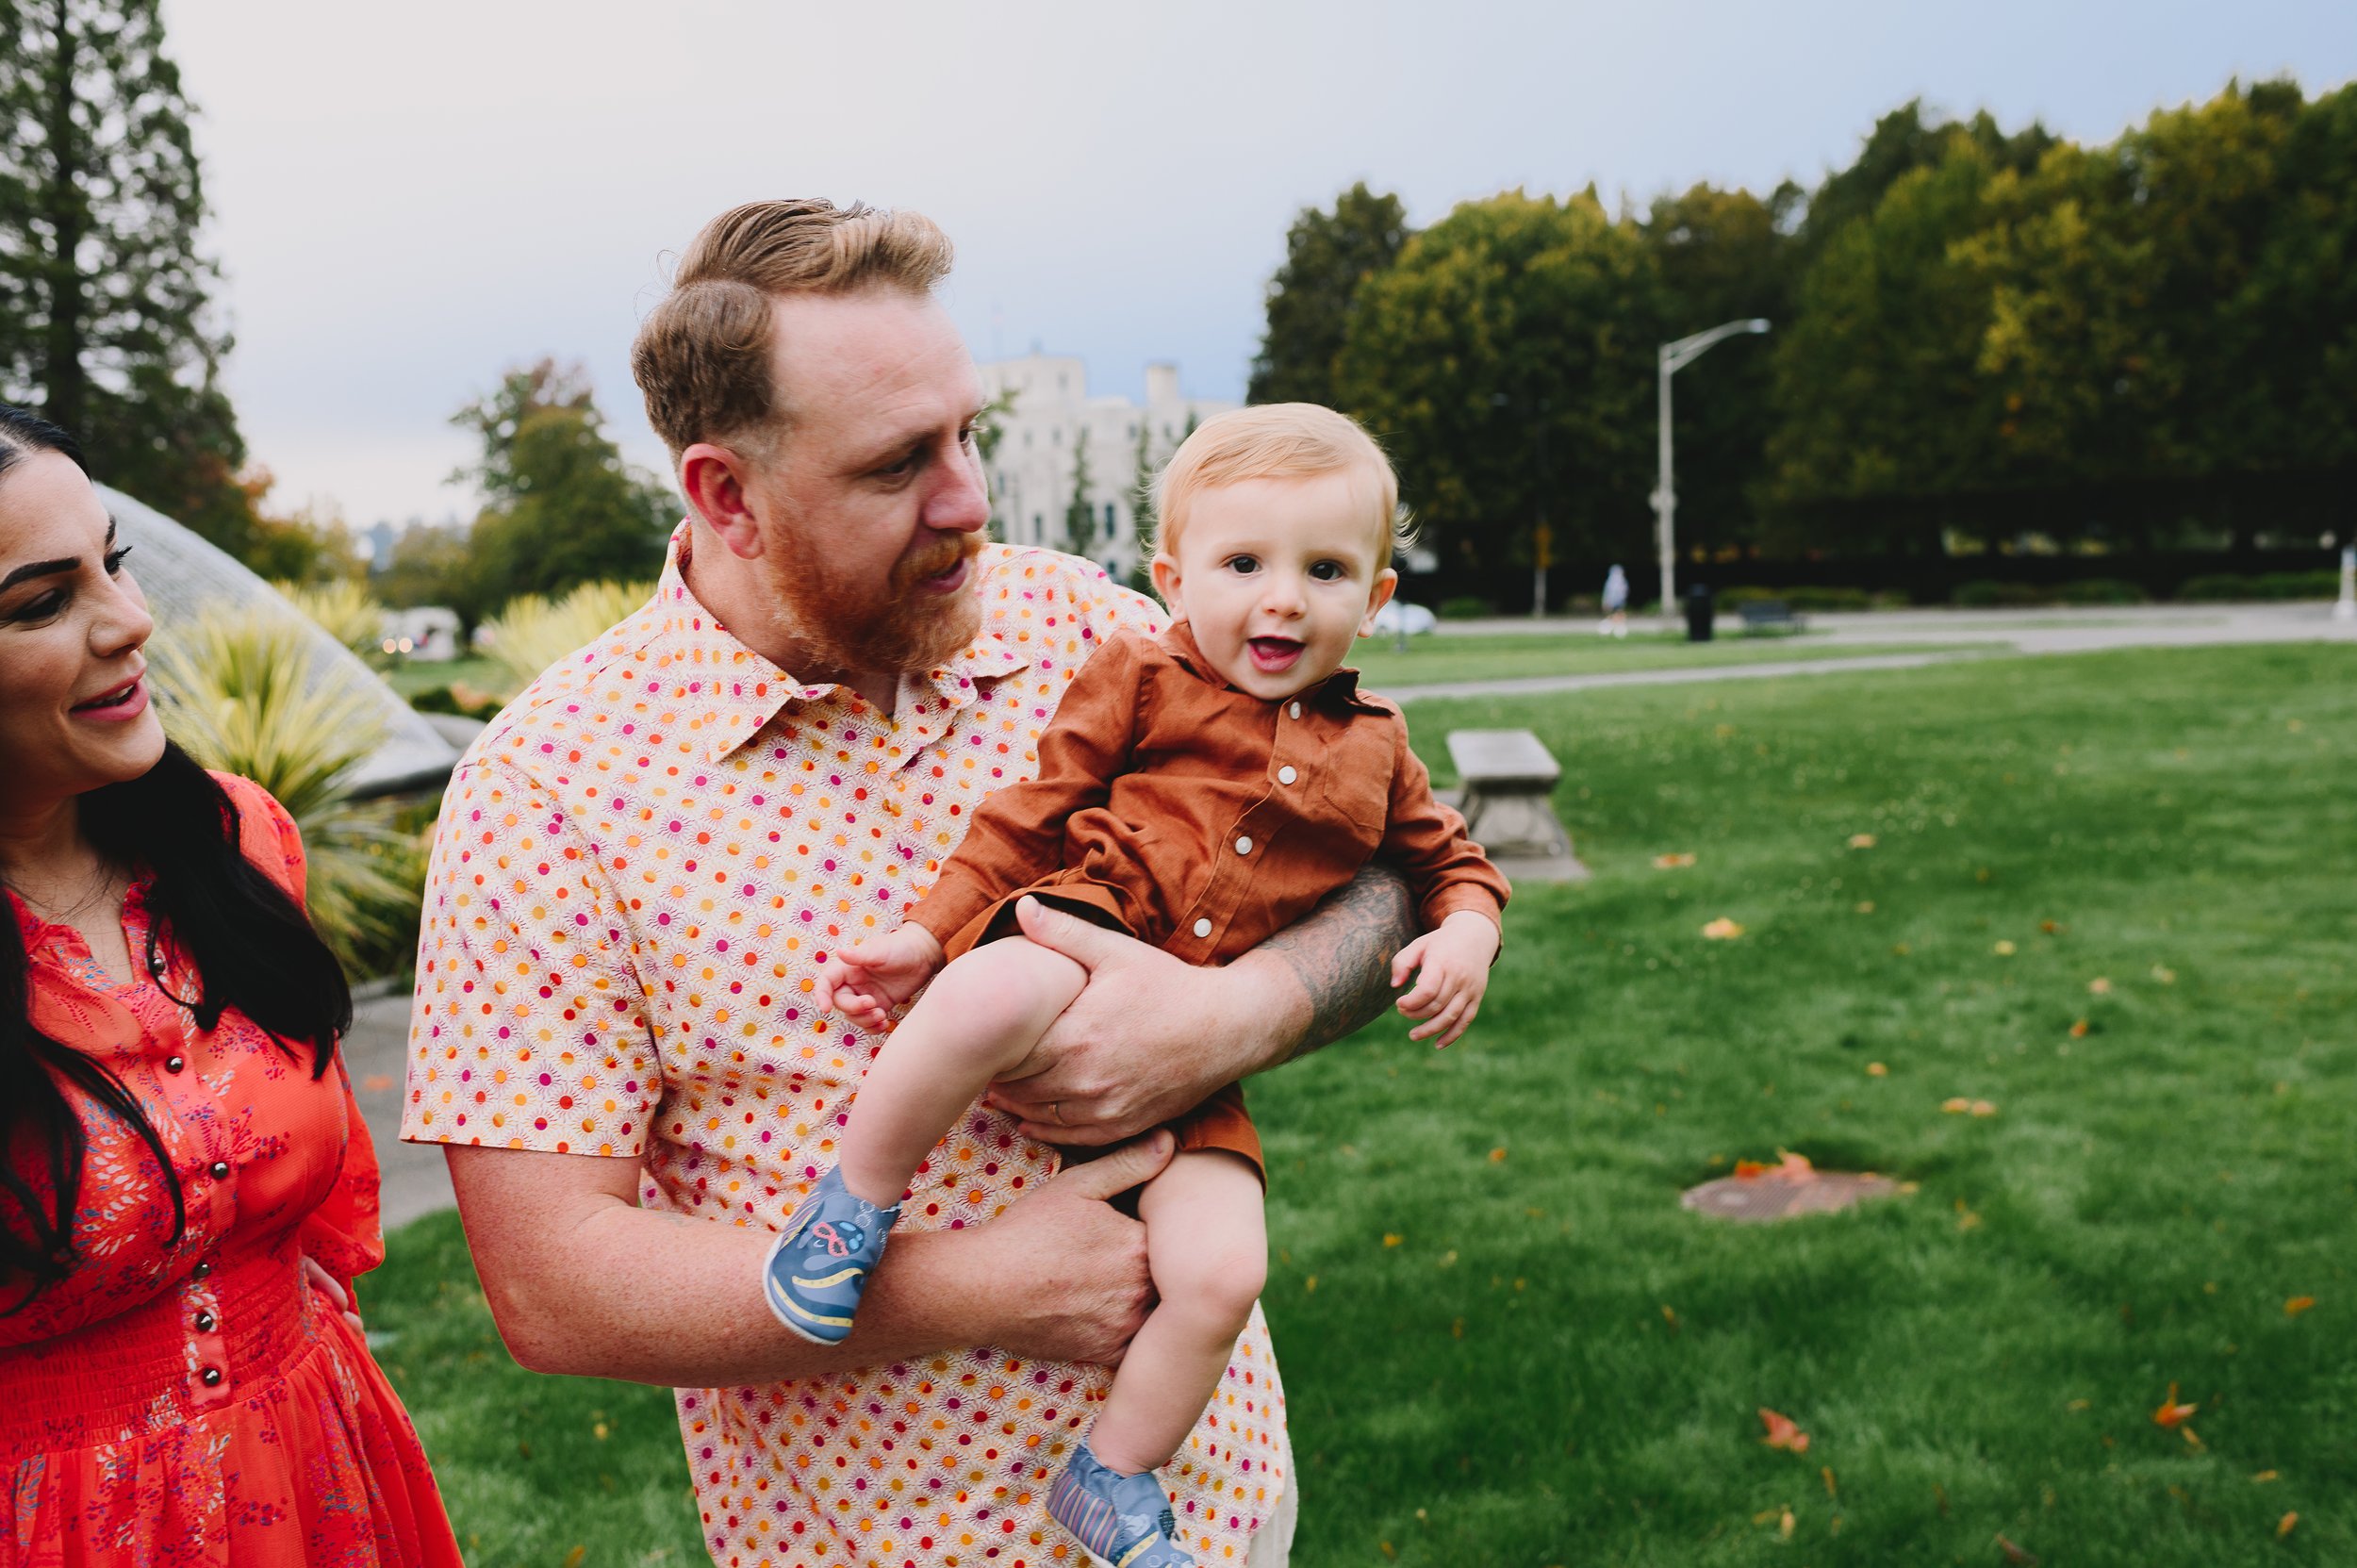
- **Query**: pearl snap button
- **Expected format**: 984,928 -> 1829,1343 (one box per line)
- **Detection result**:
200,1366 -> 223,1387
190,1262 -> 211,1281
1277,767 -> 1296,784
193,1311 -> 216,1333
1192,917 -> 1212,938
1235,836 -> 1253,855
207,1161 -> 229,1180
1288,701 -> 1302,719
165,1056 -> 184,1074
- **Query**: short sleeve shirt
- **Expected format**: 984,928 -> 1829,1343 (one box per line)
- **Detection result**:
402,528 -> 1291,1568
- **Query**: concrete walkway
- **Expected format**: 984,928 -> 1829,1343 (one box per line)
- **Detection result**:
352,599 -> 2352,1230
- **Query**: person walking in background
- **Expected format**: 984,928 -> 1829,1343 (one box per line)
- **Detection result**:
1600,563 -> 1630,637
0,406 -> 462,1564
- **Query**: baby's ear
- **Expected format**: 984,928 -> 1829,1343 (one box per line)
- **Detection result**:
1359,569 -> 1400,636
1148,553 -> 1183,610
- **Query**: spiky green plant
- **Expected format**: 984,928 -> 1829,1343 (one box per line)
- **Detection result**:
482,579 -> 652,689
147,609 -> 424,974
272,578 -> 388,660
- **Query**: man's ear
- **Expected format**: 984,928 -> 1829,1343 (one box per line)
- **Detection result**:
680,442 -> 765,560
1148,553 -> 1183,611
1357,569 -> 1400,636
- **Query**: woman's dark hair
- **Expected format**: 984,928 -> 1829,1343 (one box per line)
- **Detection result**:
0,406 -> 353,1311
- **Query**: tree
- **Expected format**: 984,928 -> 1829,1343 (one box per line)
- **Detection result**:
1061,424 -> 1096,560
1334,190 -> 1664,596
451,359 -> 675,615
1247,182 -> 1410,407
0,0 -> 259,554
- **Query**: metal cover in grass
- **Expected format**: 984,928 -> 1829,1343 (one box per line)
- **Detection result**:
1682,1167 -> 1901,1223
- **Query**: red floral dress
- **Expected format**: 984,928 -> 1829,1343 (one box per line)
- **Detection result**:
0,774 -> 462,1567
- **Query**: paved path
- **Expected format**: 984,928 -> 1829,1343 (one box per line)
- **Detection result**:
354,600 -> 2352,1229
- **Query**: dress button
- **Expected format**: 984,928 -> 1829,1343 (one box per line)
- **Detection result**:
1192,917 -> 1212,938
190,1262 -> 212,1281
1288,701 -> 1302,719
208,1161 -> 230,1180
165,1056 -> 185,1074
1277,766 -> 1296,784
193,1311 -> 216,1333
1234,836 -> 1252,855
200,1366 -> 223,1387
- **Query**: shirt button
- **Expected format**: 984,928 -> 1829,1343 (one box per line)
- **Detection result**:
165,1056 -> 185,1074
200,1367 -> 223,1388
193,1311 -> 216,1333
190,1262 -> 212,1281
1288,701 -> 1302,719
1192,917 -> 1212,939
208,1161 -> 230,1180
1277,766 -> 1296,784
1235,836 -> 1253,855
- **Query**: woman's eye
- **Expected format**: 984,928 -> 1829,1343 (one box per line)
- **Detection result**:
104,546 -> 131,574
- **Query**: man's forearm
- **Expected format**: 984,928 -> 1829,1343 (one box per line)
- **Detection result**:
1237,861 -> 1419,1067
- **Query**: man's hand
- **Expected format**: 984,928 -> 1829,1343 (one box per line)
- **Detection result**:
822,923 -> 946,1030
982,1131 -> 1172,1365
1389,910 -> 1500,1048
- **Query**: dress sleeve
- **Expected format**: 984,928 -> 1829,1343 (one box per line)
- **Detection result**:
208,774 -> 389,1296
1376,723 -> 1513,936
911,631 -> 1146,946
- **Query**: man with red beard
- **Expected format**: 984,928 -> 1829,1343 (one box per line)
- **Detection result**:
402,201 -> 1415,1568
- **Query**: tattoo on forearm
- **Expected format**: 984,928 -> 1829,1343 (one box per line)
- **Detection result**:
1261,863 -> 1418,1061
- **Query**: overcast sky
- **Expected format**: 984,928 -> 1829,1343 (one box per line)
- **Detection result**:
157,0 -> 2357,530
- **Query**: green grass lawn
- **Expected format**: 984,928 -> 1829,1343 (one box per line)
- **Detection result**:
370,643 -> 2355,1566
1349,631 -> 1942,690
382,653 -> 508,701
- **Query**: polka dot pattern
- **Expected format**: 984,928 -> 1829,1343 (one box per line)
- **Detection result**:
403,532 -> 1287,1566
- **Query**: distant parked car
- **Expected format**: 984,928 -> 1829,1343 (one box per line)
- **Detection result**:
1373,600 -> 1438,635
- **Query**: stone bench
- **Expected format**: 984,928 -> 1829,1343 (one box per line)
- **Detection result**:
1444,728 -> 1587,883
1737,598 -> 1804,631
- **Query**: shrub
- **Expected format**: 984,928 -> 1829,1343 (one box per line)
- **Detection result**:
1438,595 -> 1493,619
273,578 -> 388,659
1720,586 -> 1876,612
482,580 -> 655,689
2053,578 -> 2145,605
147,610 -> 425,976
2174,571 -> 2334,602
1952,580 -> 2049,607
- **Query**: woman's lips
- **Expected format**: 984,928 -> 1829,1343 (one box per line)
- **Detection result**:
72,675 -> 148,720
1247,637 -> 1302,671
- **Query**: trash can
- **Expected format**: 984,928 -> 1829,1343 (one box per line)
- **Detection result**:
1684,582 -> 1715,643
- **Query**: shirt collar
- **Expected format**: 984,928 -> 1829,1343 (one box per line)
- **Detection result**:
652,524 -> 1034,765
1157,618 -> 1380,712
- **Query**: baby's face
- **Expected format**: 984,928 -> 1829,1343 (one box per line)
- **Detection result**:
1152,470 -> 1398,701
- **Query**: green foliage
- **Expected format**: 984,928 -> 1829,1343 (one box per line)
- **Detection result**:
272,577 -> 387,659
481,578 -> 653,690
372,521 -> 480,624
1336,190 -> 1664,592
1247,182 -> 1411,408
1061,423 -> 1096,560
146,610 -> 422,975
1436,595 -> 1493,619
2174,570 -> 2339,602
451,360 -> 675,619
0,0 -> 261,556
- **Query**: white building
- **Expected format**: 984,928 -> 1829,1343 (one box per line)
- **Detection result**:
978,355 -> 1237,582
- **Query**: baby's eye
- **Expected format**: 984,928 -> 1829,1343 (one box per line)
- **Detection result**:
1309,560 -> 1344,582
1224,555 -> 1260,574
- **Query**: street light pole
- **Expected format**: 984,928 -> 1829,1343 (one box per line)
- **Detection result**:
1652,318 -> 1771,622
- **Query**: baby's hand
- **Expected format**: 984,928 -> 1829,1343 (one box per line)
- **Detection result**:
1389,911 -> 1500,1048
822,925 -> 948,1031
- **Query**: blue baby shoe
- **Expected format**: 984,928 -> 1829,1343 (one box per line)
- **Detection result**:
1047,1438 -> 1196,1567
761,1166 -> 899,1345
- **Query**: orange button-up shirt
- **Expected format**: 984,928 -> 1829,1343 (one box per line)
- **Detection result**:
403,531 -> 1288,1568
915,621 -> 1508,962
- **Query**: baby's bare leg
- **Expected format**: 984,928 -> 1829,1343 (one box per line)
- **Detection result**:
1087,1149 -> 1268,1477
837,936 -> 1085,1208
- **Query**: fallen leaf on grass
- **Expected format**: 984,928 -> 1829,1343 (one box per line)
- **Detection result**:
360,1073 -> 394,1093
2088,977 -> 2112,995
1735,1150 -> 1816,1181
1848,834 -> 1877,849
2252,1469 -> 2278,1482
1867,1062 -> 1888,1077
2279,1512 -> 2299,1538
1382,1233 -> 1403,1247
1821,1466 -> 1838,1498
563,1550 -> 585,1568
1942,1098 -> 1998,1116
1993,940 -> 2018,956
2039,920 -> 2064,934
1304,1275 -> 1317,1294
1855,900 -> 1875,914
1488,1147 -> 1508,1164
2069,1019 -> 2089,1038
1996,1533 -> 2040,1565
1780,1509 -> 1795,1541
1653,852 -> 1696,868
1661,1305 -> 1680,1333
2151,1382 -> 2198,1428
1759,1408 -> 1810,1453
1703,917 -> 1745,939
1892,943 -> 1912,956
2285,1296 -> 2316,1317
1955,1199 -> 1983,1231
2151,965 -> 2176,984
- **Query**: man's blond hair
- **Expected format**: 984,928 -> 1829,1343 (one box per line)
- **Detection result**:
1152,403 -> 1407,569
631,199 -> 954,460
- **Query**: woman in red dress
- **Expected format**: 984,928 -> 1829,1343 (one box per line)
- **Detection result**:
0,405 -> 463,1565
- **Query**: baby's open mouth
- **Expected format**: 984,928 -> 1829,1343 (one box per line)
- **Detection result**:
1246,637 -> 1302,670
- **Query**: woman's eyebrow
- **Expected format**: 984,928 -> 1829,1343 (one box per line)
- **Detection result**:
0,520 -> 115,593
